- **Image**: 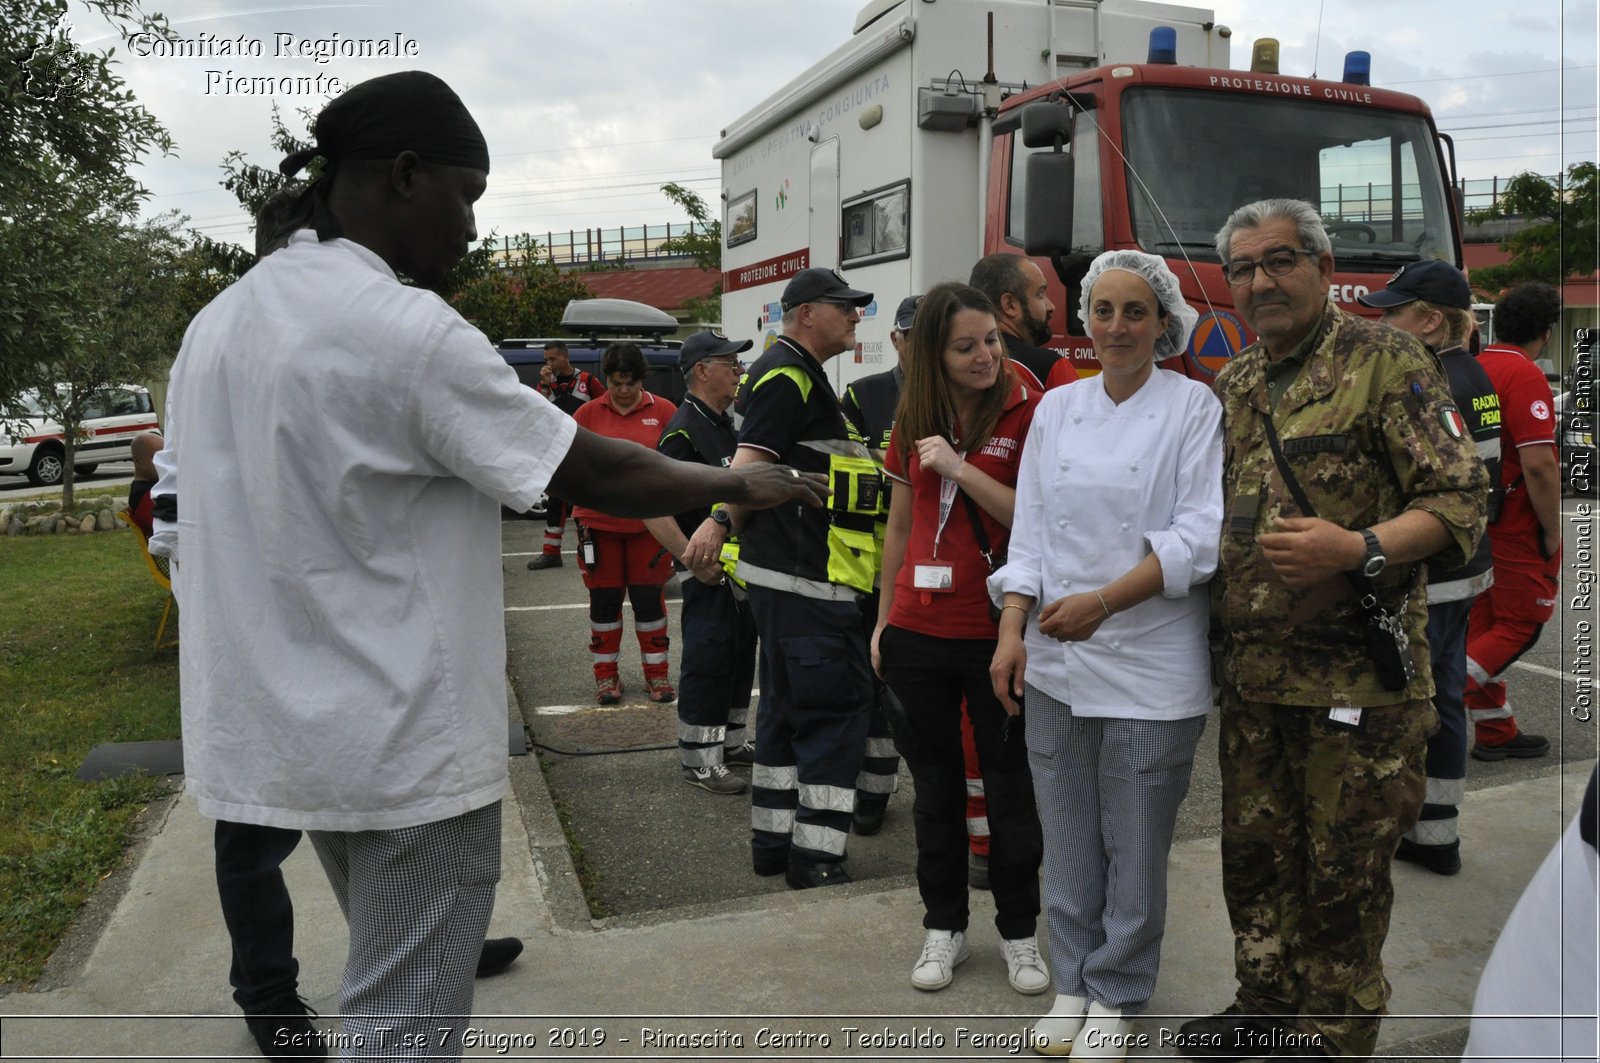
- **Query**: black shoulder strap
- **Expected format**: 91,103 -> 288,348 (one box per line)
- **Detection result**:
958,490 -> 998,572
1257,409 -> 1384,609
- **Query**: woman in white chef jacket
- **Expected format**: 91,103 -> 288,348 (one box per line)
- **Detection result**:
988,250 -> 1223,1059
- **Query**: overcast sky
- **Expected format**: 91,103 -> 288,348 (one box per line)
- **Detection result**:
68,0 -> 1598,250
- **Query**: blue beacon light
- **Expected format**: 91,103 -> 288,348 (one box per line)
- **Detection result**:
1148,26 -> 1178,65
1342,51 -> 1372,86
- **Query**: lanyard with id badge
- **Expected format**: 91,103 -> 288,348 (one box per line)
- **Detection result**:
911,459 -> 964,605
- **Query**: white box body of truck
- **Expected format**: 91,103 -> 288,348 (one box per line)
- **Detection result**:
714,0 -> 1228,392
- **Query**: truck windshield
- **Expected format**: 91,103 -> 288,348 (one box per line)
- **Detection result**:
1121,88 -> 1454,269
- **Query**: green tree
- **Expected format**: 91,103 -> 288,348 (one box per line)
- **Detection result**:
219,103 -> 317,224
1468,162 -> 1598,293
449,234 -> 592,343
19,213 -> 200,507
654,182 -> 723,326
1,0 -> 174,412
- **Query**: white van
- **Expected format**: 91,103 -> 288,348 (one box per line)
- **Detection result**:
0,385 -> 159,486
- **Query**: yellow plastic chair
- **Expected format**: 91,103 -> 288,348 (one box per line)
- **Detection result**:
116,509 -> 177,650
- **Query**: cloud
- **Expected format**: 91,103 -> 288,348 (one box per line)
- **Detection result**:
86,0 -> 1591,246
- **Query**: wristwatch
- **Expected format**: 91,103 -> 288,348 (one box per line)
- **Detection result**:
1359,529 -> 1387,578
709,507 -> 733,532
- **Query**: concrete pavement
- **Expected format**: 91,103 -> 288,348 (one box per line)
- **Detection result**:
0,699 -> 1589,1061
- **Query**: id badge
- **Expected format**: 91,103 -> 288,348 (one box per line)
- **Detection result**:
911,561 -> 955,593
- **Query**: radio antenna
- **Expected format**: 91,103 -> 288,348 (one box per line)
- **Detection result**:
1310,0 -> 1328,78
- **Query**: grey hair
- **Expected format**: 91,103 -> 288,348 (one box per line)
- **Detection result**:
781,306 -> 800,329
1214,198 -> 1332,261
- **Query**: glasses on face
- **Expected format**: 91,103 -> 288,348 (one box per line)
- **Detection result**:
701,358 -> 743,373
813,298 -> 860,311
1222,247 -> 1317,287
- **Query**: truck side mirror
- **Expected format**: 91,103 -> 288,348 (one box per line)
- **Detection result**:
1024,152 -> 1075,257
1020,102 -> 1072,148
1020,101 -> 1076,256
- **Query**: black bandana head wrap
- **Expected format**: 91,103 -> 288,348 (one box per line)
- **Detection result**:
279,70 -> 489,178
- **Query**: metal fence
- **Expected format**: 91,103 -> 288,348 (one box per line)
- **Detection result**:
494,172 -> 1561,265
1319,173 -> 1563,227
1457,173 -> 1563,215
486,222 -> 709,266
1320,182 -> 1422,225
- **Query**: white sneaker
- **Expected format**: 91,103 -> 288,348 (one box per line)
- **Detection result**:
1002,935 -> 1051,995
910,929 -> 969,991
1032,994 -> 1088,1056
1068,1002 -> 1132,1062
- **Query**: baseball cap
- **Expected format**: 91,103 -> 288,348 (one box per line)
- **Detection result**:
780,267 -> 873,311
893,295 -> 922,332
678,330 -> 753,373
1357,260 -> 1472,311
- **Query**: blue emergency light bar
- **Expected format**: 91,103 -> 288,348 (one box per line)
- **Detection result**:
1343,51 -> 1371,85
1148,26 -> 1178,65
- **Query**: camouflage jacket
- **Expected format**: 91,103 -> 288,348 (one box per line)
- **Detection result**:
1213,306 -> 1489,707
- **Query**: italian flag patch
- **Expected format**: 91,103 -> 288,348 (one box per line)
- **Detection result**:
1439,405 -> 1467,439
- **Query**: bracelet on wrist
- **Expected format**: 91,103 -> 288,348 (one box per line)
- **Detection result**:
1095,591 -> 1112,618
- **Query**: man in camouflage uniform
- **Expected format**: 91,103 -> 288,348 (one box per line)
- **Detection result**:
1177,200 -> 1488,1062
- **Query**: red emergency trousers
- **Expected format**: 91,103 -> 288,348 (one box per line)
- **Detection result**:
1466,346 -> 1561,744
572,392 -> 678,683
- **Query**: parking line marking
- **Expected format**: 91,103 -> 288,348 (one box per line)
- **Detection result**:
530,687 -> 763,716
1512,660 -> 1598,689
506,601 -> 682,613
533,703 -> 630,716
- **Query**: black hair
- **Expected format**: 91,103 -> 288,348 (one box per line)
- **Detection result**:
544,340 -> 568,354
600,342 -> 647,381
254,185 -> 314,258
969,253 -> 1032,308
1493,282 -> 1562,345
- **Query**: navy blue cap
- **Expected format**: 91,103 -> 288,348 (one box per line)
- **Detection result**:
780,267 -> 873,311
678,330 -> 752,373
893,295 -> 922,332
1358,260 -> 1472,311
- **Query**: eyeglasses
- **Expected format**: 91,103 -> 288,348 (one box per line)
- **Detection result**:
1221,247 -> 1317,287
701,358 -> 743,372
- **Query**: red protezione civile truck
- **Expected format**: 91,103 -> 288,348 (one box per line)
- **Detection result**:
714,0 -> 1464,389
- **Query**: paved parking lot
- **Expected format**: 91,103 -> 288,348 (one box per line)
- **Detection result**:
501,501 -> 1598,927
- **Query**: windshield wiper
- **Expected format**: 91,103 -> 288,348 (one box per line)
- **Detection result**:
1144,240 -> 1220,254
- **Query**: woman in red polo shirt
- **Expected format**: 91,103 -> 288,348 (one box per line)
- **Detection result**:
870,281 -> 1046,998
571,343 -> 678,705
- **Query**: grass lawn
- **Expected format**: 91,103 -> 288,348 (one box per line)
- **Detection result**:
0,521 -> 180,986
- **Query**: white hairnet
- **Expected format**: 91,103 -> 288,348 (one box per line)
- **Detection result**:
1078,250 -> 1198,361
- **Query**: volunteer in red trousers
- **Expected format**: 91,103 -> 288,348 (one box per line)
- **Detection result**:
528,340 -> 601,570
1466,282 -> 1562,761
571,342 -> 679,705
